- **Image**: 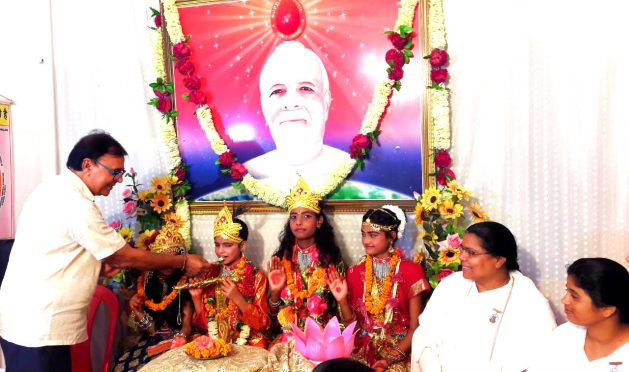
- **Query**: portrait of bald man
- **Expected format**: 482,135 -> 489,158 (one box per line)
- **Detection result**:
243,41 -> 350,191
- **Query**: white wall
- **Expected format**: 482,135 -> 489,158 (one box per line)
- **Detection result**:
0,0 -> 58,223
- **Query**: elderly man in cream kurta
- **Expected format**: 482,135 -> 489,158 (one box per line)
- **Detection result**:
244,41 -> 349,192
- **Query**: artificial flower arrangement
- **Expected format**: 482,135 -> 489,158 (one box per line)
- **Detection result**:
414,177 -> 488,288
103,165 -> 192,291
183,335 -> 231,360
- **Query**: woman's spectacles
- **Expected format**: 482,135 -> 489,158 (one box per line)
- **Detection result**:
96,160 -> 125,181
460,247 -> 491,257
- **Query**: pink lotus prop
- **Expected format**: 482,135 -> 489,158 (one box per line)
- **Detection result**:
290,316 -> 357,364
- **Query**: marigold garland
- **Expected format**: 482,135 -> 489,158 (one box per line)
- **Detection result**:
183,337 -> 231,359
364,251 -> 400,317
203,256 -> 249,321
282,258 -> 327,301
137,274 -> 188,312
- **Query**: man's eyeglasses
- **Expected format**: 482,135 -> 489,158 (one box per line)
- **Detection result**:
96,160 -> 126,181
460,247 -> 491,257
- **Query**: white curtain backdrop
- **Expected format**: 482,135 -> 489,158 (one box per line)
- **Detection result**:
444,0 -> 629,319
50,0 -> 169,221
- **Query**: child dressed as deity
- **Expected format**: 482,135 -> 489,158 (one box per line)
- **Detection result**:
189,206 -> 271,348
329,206 -> 430,372
114,224 -> 194,372
266,177 -> 346,341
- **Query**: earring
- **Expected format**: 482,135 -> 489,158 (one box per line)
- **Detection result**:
388,242 -> 394,254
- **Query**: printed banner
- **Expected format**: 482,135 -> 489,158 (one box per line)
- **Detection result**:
0,101 -> 14,239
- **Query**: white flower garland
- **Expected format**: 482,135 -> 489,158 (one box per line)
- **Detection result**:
427,0 -> 451,150
159,0 -> 419,207
150,6 -> 191,246
206,320 -> 250,345
382,204 -> 407,239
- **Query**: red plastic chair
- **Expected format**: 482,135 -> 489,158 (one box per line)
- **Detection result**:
71,285 -> 120,372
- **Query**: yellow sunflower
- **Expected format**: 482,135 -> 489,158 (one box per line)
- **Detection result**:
151,176 -> 171,194
421,230 -> 438,243
138,189 -> 153,201
438,248 -> 461,266
119,227 -> 134,242
413,250 -> 425,263
414,204 -> 425,224
135,229 -> 156,250
150,193 -> 172,214
447,180 -> 471,200
438,199 -> 464,219
468,203 -> 489,223
163,212 -> 183,227
420,187 -> 442,211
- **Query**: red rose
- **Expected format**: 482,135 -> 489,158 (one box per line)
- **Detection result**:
429,49 -> 449,68
430,68 -> 449,84
172,42 -> 190,59
388,33 -> 411,50
349,134 -> 372,159
175,58 -> 195,76
154,14 -> 162,28
183,76 -> 201,90
385,49 -> 404,68
156,96 -> 172,113
188,90 -> 206,105
434,150 -> 452,168
218,151 -> 236,167
388,67 -> 404,81
436,168 -> 456,186
174,167 -> 186,181
437,268 -> 455,281
153,89 -> 169,98
230,162 -> 247,180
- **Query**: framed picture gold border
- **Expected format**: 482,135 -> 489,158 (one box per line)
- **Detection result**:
164,0 -> 433,213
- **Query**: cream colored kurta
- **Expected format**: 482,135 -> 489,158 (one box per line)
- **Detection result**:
411,271 -> 556,372
0,171 -> 125,346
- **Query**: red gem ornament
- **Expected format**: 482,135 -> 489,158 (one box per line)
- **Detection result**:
270,0 -> 306,40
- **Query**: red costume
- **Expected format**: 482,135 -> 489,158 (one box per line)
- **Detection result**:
192,257 -> 270,348
347,251 -> 429,365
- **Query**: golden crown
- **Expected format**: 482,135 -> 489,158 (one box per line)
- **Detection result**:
213,206 -> 243,243
151,223 -> 186,255
285,176 -> 322,214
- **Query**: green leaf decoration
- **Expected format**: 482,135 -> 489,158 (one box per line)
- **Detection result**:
150,7 -> 160,17
356,158 -> 365,170
399,25 -> 413,34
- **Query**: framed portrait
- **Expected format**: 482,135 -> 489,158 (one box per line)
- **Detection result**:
169,0 -> 431,212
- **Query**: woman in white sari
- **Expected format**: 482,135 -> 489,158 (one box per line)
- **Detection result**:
529,258 -> 629,372
411,221 -> 556,372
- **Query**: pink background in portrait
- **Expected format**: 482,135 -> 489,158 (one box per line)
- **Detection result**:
173,0 -> 423,200
0,103 -> 15,239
